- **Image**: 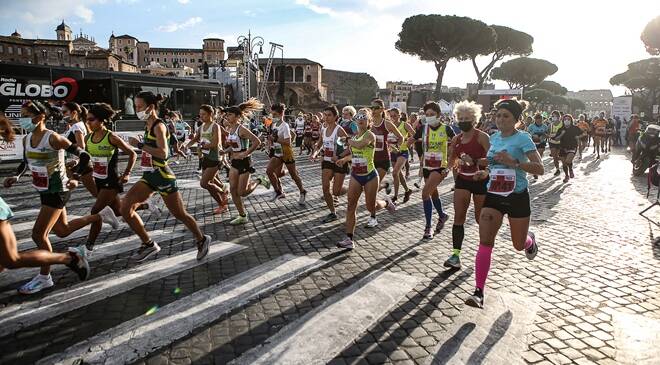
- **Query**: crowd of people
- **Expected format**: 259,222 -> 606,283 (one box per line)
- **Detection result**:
0,92 -> 640,309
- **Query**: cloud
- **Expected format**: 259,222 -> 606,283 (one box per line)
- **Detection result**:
156,16 -> 202,32
2,0 -> 100,25
177,0 -> 190,4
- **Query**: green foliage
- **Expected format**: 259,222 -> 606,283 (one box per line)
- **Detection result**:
641,15 -> 660,55
528,80 -> 567,95
490,57 -> 558,89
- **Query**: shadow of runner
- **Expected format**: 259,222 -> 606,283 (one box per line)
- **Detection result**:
429,323 -> 475,364
463,310 -> 512,365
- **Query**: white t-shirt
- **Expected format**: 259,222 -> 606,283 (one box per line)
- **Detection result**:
275,121 -> 291,141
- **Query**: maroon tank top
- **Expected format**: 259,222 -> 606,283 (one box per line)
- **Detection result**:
453,132 -> 486,180
372,120 -> 389,161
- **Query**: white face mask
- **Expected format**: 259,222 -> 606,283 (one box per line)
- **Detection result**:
564,120 -> 572,126
136,110 -> 149,121
425,116 -> 440,127
552,117 -> 559,123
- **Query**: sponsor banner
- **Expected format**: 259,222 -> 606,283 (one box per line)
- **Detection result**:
0,134 -> 23,162
611,96 -> 633,120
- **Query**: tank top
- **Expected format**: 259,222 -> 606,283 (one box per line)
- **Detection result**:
351,130 -> 375,176
453,132 -> 486,180
295,118 -> 305,135
86,130 -> 118,180
228,124 -> 249,158
423,124 -> 449,170
140,119 -> 169,172
549,121 -> 564,143
199,122 -> 219,161
65,121 -> 87,160
388,121 -> 409,152
25,130 -> 67,193
322,125 -> 341,162
372,119 -> 389,161
311,123 -> 320,139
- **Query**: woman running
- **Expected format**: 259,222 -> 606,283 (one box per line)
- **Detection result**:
265,103 -> 306,204
412,112 -> 425,189
311,106 -> 350,223
337,108 -> 396,249
122,92 -> 211,262
465,98 -> 543,309
444,101 -> 489,269
556,114 -> 583,183
370,99 -> 403,197
387,107 -> 414,203
592,113 -> 608,159
526,113 -> 549,180
184,105 -> 229,214
224,99 -> 268,225
576,114 -> 590,159
62,102 -> 97,197
340,106 -> 358,137
408,102 -> 455,240
294,113 -> 306,155
3,100 -> 119,294
547,110 -> 563,176
0,115 -> 91,283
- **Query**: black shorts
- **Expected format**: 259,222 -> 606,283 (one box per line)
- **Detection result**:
414,142 -> 424,158
423,168 -> 446,179
40,191 -> 71,209
295,135 -> 303,147
322,160 -> 349,175
483,190 -> 531,218
548,142 -> 561,150
559,148 -> 577,157
454,177 -> 488,195
201,157 -> 220,170
374,159 -> 391,172
231,157 -> 255,175
95,176 -> 123,193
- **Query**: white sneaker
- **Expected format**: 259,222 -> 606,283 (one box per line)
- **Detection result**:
99,206 -> 120,229
18,274 -> 54,294
384,196 -> 397,213
365,217 -> 379,228
298,191 -> 307,206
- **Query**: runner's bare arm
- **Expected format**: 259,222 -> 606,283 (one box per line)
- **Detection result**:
110,132 -> 137,176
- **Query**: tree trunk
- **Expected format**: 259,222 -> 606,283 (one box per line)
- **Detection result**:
433,62 -> 447,100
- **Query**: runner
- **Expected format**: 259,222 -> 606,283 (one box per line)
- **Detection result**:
122,91 -> 211,262
387,107 -> 414,203
444,101 -> 490,268
3,100 -> 119,294
310,115 -> 321,153
173,111 -> 191,153
183,105 -> 229,215
576,114 -> 591,159
627,114 -> 640,153
465,98 -> 544,309
294,113 -> 306,154
408,101 -> 455,240
265,103 -> 307,205
370,99 -> 403,196
62,102 -> 97,197
340,106 -> 358,137
526,113 -> 549,180
164,111 -> 188,164
79,103 -> 138,254
224,99 -> 268,225
311,106 -> 350,223
556,114 -> 583,183
412,112 -> 425,189
303,114 -> 315,155
547,110 -> 564,176
592,113 -> 608,159
605,117 -> 615,153
337,108 -> 396,249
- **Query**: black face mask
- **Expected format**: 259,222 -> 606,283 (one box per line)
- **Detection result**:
458,122 -> 473,132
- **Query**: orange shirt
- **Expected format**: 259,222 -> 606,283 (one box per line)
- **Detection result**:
593,119 -> 608,134
577,121 -> 590,133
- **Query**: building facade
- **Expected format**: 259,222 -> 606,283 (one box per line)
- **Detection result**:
322,69 -> 378,106
566,89 -> 614,117
385,81 -> 413,103
257,58 -> 328,110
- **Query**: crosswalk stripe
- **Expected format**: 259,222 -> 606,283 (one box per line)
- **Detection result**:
0,229 -> 187,289
37,254 -> 324,365
0,241 -> 246,337
15,222 -> 130,251
424,291 -> 537,365
8,208 -> 40,220
232,271 -> 420,365
11,215 -> 82,233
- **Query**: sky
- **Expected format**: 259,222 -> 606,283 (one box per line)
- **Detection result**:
1,0 -> 658,97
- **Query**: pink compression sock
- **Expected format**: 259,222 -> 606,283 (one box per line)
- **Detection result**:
524,235 -> 534,250
475,244 -> 493,291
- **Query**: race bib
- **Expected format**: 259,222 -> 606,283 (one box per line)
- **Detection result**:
200,138 -> 210,155
375,135 -> 385,151
228,135 -> 240,150
352,157 -> 368,174
488,168 -> 516,196
273,143 -> 283,157
92,156 -> 109,179
387,133 -> 398,144
424,152 -> 443,169
30,165 -> 49,191
323,139 -> 334,160
141,151 -> 154,172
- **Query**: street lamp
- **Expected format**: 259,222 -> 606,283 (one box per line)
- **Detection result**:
236,30 -> 265,100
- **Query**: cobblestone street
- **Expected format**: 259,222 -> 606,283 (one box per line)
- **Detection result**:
1,147 -> 659,365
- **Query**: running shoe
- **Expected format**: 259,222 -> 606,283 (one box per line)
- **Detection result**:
196,234 -> 211,260
257,176 -> 271,190
99,205 -> 120,229
553,169 -> 561,176
563,176 -> 569,183
66,250 -> 91,281
18,274 -> 54,295
70,244 -> 92,259
146,195 -> 162,215
465,288 -> 484,308
298,191 -> 307,206
403,189 -> 413,203
533,175 -> 538,181
525,231 -> 538,260
569,170 -> 575,179
365,217 -> 379,228
336,236 -> 355,250
384,196 -> 397,213
435,213 -> 450,233
134,241 -> 161,262
230,214 -> 249,225
270,192 -> 286,202
443,254 -> 461,269
423,227 -> 433,240
384,182 -> 392,195
322,212 -> 338,223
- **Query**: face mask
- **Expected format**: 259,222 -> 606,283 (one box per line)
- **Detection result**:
136,109 -> 150,121
62,116 -> 71,123
458,122 -> 473,132
19,117 -> 36,132
552,117 -> 559,122
425,116 -> 440,127
564,120 -> 572,126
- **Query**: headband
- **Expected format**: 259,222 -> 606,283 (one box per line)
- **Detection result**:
497,100 -> 523,120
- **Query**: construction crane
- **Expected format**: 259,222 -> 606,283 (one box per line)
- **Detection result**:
258,42 -> 283,106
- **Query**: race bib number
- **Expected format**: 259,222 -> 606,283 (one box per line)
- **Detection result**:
228,135 -> 240,150
488,168 -> 516,196
30,165 -> 49,191
323,140 -> 334,160
424,152 -> 443,169
375,135 -> 384,151
92,156 -> 109,179
141,151 -> 154,172
352,157 -> 368,174
200,138 -> 210,155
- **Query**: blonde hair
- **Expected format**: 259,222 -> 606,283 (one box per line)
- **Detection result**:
453,100 -> 482,121
226,97 -> 264,118
342,105 -> 356,117
356,108 -> 373,127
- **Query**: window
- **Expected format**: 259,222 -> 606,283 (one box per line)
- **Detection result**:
306,75 -> 311,82
17,47 -> 22,55
27,48 -> 31,55
198,59 -> 202,62
157,58 -> 159,62
8,46 -> 13,54
164,58 -> 167,62
294,66 -> 303,82
0,45 -> 3,53
285,66 -> 293,82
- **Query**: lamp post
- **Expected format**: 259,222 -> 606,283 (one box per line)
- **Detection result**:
236,30 -> 264,100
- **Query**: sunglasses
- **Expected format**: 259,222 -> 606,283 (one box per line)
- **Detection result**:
370,106 -> 382,110
355,114 -> 369,121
